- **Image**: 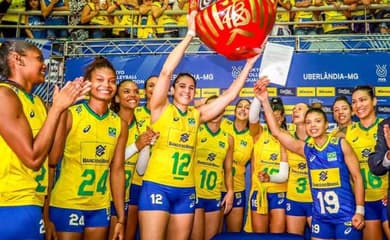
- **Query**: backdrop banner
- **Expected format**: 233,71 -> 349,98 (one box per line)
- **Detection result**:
65,52 -> 390,123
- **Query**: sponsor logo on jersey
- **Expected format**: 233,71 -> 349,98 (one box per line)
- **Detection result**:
319,171 -> 328,181
207,153 -> 216,161
180,133 -> 190,142
96,145 -> 106,157
362,148 -> 371,158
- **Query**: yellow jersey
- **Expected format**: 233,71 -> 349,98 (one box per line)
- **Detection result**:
345,118 -> 387,202
143,104 -> 199,187
252,127 -> 287,193
221,118 -> 253,192
286,134 -> 312,202
50,103 -> 122,210
194,124 -> 229,199
0,83 -> 47,206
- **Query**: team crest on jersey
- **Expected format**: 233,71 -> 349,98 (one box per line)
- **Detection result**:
327,152 -> 337,161
180,133 -> 190,142
270,153 -> 278,161
173,117 -> 180,122
263,139 -> 270,144
207,153 -> 216,161
137,120 -> 145,128
83,124 -> 91,133
188,118 -> 196,126
219,141 -> 225,148
96,145 -> 106,157
362,148 -> 371,158
108,127 -> 117,137
30,111 -> 35,118
352,137 -> 359,142
240,140 -> 247,147
201,138 -> 207,143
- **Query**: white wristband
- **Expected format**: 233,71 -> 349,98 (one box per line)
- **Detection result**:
355,205 -> 365,216
125,143 -> 138,159
187,30 -> 195,37
269,161 -> 289,183
249,97 -> 262,124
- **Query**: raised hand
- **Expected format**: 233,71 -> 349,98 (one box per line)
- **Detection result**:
51,77 -> 91,112
187,10 -> 197,36
253,76 -> 270,102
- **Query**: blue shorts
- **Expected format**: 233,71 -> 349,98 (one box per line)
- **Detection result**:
365,200 -> 388,222
110,201 -> 129,217
0,205 -> 44,239
195,197 -> 221,212
138,181 -> 196,214
222,191 -> 245,208
250,191 -> 286,211
311,217 -> 362,239
50,206 -> 110,232
285,198 -> 312,217
129,183 -> 142,206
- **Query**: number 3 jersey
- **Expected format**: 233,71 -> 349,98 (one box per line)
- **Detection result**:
143,104 -> 200,188
50,103 -> 121,210
304,136 -> 355,222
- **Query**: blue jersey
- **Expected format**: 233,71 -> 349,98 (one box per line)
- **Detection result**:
304,136 -> 355,223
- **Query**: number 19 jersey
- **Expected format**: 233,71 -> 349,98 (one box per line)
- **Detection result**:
304,136 -> 355,223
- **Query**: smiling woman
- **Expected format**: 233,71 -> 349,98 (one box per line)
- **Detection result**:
137,11 -> 262,240
46,56 -> 128,240
0,40 -> 89,239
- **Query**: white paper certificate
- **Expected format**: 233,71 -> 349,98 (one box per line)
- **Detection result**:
259,42 -> 294,86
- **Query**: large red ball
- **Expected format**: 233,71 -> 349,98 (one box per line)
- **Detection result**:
191,0 -> 277,60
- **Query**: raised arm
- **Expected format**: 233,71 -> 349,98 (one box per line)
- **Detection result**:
198,54 -> 260,123
341,138 -> 365,230
368,120 -> 390,176
249,97 -> 264,137
254,78 -> 305,157
150,11 -> 197,122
